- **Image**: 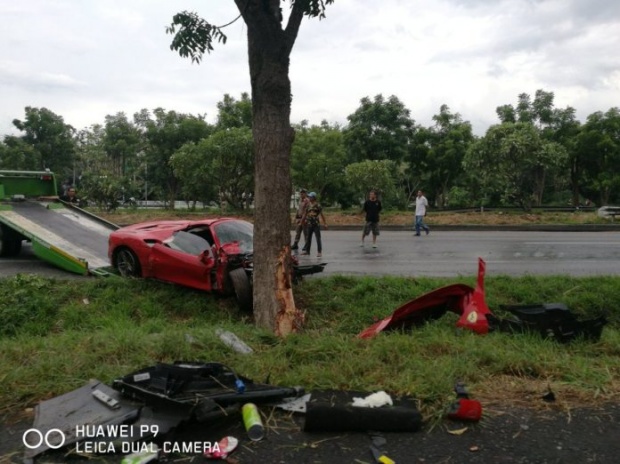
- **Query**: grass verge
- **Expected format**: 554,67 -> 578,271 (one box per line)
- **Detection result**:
96,208 -> 607,227
1,273 -> 619,422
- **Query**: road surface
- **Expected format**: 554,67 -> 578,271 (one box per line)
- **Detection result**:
1,230 -> 619,279
298,230 -> 620,277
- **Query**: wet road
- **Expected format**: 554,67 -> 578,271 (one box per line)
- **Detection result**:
297,230 -> 620,277
2,230 -> 620,279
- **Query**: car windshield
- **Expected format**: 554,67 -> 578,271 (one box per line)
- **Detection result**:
166,231 -> 211,256
214,220 -> 253,253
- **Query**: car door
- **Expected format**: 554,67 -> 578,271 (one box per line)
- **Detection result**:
149,231 -> 214,291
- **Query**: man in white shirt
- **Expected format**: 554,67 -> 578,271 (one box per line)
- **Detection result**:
414,190 -> 430,236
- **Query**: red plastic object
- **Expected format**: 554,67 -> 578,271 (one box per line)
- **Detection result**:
448,398 -> 482,421
358,258 -> 492,338
204,436 -> 238,459
455,258 -> 491,334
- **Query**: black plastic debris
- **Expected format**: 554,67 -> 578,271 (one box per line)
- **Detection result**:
112,361 -> 304,420
491,303 -> 607,343
23,380 -> 142,461
24,361 -> 304,462
303,390 -> 421,433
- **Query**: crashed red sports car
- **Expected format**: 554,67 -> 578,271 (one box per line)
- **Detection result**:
108,218 -> 325,311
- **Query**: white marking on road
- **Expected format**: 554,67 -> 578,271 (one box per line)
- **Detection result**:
524,242 -> 620,245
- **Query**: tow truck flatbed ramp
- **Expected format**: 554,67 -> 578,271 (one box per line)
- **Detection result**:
0,201 -> 117,275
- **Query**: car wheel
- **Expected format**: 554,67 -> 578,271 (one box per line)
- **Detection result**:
115,247 -> 142,277
229,268 -> 253,312
0,224 -> 22,258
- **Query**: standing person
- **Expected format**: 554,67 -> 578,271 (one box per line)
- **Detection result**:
60,186 -> 80,205
300,192 -> 328,257
414,190 -> 430,236
292,189 -> 310,250
61,179 -> 72,197
361,189 -> 382,248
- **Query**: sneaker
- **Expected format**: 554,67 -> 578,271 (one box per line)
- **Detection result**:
372,244 -> 377,248
300,251 -> 309,255
317,253 -> 322,257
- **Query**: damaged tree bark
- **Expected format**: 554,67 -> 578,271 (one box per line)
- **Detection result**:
275,246 -> 304,336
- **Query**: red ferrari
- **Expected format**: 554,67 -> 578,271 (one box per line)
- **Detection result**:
108,218 -> 324,311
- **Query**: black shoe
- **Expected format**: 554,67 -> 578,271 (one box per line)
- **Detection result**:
414,233 -> 421,236
425,229 -> 430,235
291,243 -> 298,250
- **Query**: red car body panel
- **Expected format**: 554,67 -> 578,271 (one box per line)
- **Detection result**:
108,218 -> 251,294
149,244 -> 214,291
358,258 -> 492,338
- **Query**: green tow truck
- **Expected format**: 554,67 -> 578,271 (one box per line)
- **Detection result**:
0,170 -> 118,276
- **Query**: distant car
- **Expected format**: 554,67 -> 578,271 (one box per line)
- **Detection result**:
108,218 -> 325,311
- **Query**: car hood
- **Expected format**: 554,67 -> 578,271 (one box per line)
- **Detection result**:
113,220 -> 196,241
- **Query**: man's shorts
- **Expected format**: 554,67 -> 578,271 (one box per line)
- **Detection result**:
363,221 -> 380,237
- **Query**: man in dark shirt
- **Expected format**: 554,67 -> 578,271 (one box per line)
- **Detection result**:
300,192 -> 328,257
60,186 -> 80,205
361,190 -> 382,248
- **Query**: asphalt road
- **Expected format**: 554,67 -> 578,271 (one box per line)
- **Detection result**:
300,229 -> 620,277
2,230 -> 620,279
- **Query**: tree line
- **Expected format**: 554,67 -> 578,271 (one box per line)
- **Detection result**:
1,89 -> 619,211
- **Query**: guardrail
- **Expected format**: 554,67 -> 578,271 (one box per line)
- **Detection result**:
597,206 -> 620,221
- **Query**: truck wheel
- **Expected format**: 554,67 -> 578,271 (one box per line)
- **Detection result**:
115,248 -> 142,277
0,224 -> 22,257
229,268 -> 253,313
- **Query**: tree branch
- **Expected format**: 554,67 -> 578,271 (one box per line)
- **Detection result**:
285,0 -> 308,51
166,11 -> 229,63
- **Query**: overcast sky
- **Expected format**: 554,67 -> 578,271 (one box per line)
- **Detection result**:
1,0 -> 619,137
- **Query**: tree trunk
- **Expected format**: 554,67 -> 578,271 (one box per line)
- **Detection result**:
570,157 -> 580,207
533,168 -> 545,206
439,178 -> 450,208
601,187 -> 610,207
246,16 -> 301,334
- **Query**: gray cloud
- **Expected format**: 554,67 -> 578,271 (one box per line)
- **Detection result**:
429,0 -> 620,92
0,63 -> 84,93
1,0 -> 619,137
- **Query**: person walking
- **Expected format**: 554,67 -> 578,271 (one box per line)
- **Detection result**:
292,189 -> 309,250
300,192 -> 328,257
414,190 -> 430,236
361,189 -> 382,248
